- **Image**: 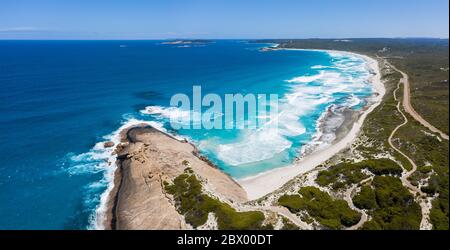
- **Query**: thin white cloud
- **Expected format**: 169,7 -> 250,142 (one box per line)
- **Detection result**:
0,27 -> 42,32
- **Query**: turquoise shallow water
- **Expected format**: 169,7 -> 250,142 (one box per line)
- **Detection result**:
0,40 -> 372,229
141,48 -> 373,178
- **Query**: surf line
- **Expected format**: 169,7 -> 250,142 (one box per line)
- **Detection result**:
156,85 -> 280,130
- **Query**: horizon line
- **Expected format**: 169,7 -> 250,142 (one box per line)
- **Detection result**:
0,36 -> 449,41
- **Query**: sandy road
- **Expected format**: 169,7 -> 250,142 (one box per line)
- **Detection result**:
265,206 -> 312,229
388,75 -> 431,230
344,185 -> 368,230
386,61 -> 449,141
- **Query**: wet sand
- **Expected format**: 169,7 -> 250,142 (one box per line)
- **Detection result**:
102,50 -> 386,228
238,51 -> 385,200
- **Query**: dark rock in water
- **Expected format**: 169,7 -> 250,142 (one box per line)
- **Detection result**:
104,141 -> 115,148
116,152 -> 129,160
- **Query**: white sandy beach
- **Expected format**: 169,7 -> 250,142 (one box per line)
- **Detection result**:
239,49 -> 386,200
96,49 -> 387,229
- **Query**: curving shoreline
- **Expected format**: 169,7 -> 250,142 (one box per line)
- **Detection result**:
238,49 -> 386,200
96,49 -> 386,228
102,126 -> 247,229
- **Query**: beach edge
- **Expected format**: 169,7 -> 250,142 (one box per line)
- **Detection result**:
238,48 -> 386,200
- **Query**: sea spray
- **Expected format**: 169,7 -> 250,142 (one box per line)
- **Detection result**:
65,118 -> 177,229
89,49 -> 376,228
138,50 -> 374,176
0,41 -> 378,229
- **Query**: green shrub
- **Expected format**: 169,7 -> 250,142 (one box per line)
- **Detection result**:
419,165 -> 433,174
278,195 -> 304,211
361,176 -> 422,230
353,186 -> 377,210
278,187 -> 361,229
281,217 -> 299,230
165,172 -> 266,229
361,220 -> 382,230
316,159 -> 403,191
429,171 -> 449,230
359,159 -> 403,176
430,199 -> 449,230
316,163 -> 368,190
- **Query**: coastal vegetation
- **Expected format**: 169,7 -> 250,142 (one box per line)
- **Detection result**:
363,159 -> 403,176
164,169 -> 269,229
151,39 -> 449,230
430,197 -> 449,230
352,186 -> 377,210
316,159 -> 402,190
281,217 -> 300,230
278,187 -> 361,229
355,176 -> 422,230
393,113 -> 449,229
259,38 -> 448,134
316,162 -> 368,190
260,38 -> 448,230
160,39 -> 448,230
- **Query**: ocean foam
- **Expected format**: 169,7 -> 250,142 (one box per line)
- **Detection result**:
271,49 -> 375,162
133,50 -> 373,172
212,87 -> 331,166
65,117 -> 175,229
345,94 -> 362,108
311,65 -> 328,69
141,51 -> 374,168
141,105 -> 194,123
141,105 -> 222,127
213,84 -> 331,166
216,128 -> 293,166
293,51 -> 374,157
286,71 -> 326,83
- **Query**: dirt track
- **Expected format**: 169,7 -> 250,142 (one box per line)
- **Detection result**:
387,71 -> 432,230
386,61 -> 449,141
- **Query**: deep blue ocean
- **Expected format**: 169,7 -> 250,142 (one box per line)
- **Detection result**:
0,40 -> 372,229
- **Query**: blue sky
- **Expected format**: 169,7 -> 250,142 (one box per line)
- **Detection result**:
0,0 -> 448,39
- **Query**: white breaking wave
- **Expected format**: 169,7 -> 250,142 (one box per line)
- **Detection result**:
299,104 -> 347,156
141,105 -> 222,127
345,94 -> 362,108
65,117 -> 177,230
290,51 -> 373,157
311,65 -> 328,69
286,71 -> 326,83
147,50 -> 372,168
141,105 -> 194,122
216,128 -> 293,166
213,82 -> 331,166
146,51 -> 372,167
75,48 -> 375,230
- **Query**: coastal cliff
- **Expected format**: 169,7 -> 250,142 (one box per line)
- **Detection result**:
104,126 -> 247,230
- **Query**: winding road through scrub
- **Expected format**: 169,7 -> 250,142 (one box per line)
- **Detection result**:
386,60 -> 433,230
386,61 -> 449,141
